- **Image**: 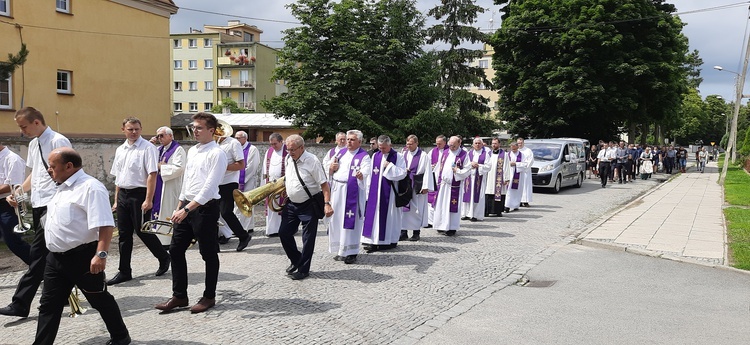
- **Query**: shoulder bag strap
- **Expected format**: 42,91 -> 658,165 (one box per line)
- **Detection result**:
292,158 -> 314,200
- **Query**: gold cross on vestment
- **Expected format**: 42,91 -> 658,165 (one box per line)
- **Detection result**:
451,199 -> 457,205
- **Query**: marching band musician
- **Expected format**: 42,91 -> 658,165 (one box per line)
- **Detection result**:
0,143 -> 30,264
0,107 -> 71,319
156,112 -> 227,314
151,126 -> 185,249
233,131 -> 260,236
262,133 -> 287,237
215,122 -> 252,252
108,117 -> 170,286
35,147 -> 131,345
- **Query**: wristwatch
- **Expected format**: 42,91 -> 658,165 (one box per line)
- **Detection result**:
183,206 -> 191,213
324,201 -> 331,206
96,251 -> 108,259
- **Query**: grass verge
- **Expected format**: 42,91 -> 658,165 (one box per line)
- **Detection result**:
720,156 -> 750,270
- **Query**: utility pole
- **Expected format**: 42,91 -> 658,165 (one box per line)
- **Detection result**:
720,32 -> 750,184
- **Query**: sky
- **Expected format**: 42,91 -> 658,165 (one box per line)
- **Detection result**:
169,0 -> 750,103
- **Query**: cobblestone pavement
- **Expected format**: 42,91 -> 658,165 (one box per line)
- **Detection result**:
0,176 -> 661,345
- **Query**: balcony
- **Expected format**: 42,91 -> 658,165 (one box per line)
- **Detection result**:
238,102 -> 255,111
217,56 -> 255,67
217,79 -> 255,89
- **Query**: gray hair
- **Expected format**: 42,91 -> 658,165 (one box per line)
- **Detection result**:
346,130 -> 363,142
407,134 -> 418,144
286,134 -> 304,148
335,132 -> 346,140
269,132 -> 283,142
157,126 -> 173,135
235,131 -> 248,139
436,135 -> 447,143
377,135 -> 391,145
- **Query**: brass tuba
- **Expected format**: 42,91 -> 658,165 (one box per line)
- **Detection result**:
213,119 -> 233,143
140,219 -> 175,237
233,177 -> 286,217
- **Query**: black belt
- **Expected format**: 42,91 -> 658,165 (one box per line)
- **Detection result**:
55,241 -> 97,256
121,187 -> 147,192
183,199 -> 219,207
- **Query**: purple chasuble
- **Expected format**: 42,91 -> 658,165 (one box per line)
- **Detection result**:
449,150 -> 467,213
510,151 -> 522,189
340,147 -> 368,229
362,150 -> 397,241
151,140 -> 180,221
238,142 -> 252,190
494,149 -> 505,201
428,147 -> 449,206
462,149 -> 487,203
402,148 -> 422,211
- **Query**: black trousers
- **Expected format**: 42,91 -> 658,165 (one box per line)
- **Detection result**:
599,162 -> 611,186
0,199 -> 31,264
8,206 -> 47,313
35,242 -> 128,345
218,183 -> 249,240
116,187 -> 169,274
617,162 -> 629,182
484,194 -> 505,216
279,199 -> 318,274
170,199 -> 220,299
664,157 -> 674,174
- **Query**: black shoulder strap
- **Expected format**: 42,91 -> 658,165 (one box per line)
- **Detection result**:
292,158 -> 314,200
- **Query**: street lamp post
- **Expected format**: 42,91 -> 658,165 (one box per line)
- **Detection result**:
716,60 -> 750,184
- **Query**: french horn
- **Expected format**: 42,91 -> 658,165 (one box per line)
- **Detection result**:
233,177 -> 286,217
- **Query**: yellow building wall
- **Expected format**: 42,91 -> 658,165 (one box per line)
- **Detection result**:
0,1 -> 173,137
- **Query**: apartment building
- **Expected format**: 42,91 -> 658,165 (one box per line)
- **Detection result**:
467,43 -> 499,117
0,0 -> 178,137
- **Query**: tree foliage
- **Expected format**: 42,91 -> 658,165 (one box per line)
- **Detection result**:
491,0 -> 689,142
211,97 -> 252,114
0,44 -> 28,80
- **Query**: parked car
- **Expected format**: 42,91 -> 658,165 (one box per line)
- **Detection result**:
524,138 -> 587,193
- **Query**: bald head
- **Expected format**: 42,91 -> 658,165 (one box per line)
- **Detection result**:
48,147 -> 81,184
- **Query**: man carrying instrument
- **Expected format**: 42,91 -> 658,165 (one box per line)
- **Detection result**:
0,142 -> 31,264
215,122 -> 252,251
150,126 -> 186,249
1,107 -> 71,319
108,117 -> 170,285
156,112 -> 226,314
262,133 -> 287,237
35,147 -> 131,345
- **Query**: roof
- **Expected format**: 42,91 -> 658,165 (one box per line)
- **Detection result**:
171,113 -> 299,129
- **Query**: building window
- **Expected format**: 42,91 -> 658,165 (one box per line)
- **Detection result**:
56,0 -> 70,13
245,33 -> 254,42
204,102 -> 213,111
173,103 -> 182,112
189,102 -> 198,112
188,39 -> 197,48
204,59 -> 213,69
0,76 -> 11,109
225,91 -> 231,98
173,39 -> 181,49
174,60 -> 182,70
478,60 -> 489,69
224,70 -> 231,78
189,81 -> 197,91
0,0 -> 10,17
204,38 -> 212,47
174,81 -> 182,91
204,81 -> 213,90
56,70 -> 72,94
188,60 -> 197,70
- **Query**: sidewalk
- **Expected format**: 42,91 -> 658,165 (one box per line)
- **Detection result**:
580,161 -> 726,265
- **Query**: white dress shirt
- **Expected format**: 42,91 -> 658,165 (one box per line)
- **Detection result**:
110,136 -> 159,189
45,169 -> 115,253
285,150 -> 327,203
27,126 -> 72,207
0,147 -> 26,199
219,136 -> 244,186
179,141 -> 227,205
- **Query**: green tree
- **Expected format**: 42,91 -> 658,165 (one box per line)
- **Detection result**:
263,0 -> 434,141
211,97 -> 252,114
491,0 -> 689,142
0,44 -> 28,80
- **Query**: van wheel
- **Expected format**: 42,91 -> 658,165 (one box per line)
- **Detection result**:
576,172 -> 583,188
553,175 -> 561,194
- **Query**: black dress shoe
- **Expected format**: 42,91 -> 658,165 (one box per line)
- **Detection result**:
290,271 -> 309,280
436,230 -> 446,234
365,245 -> 380,253
460,216 -> 470,220
470,217 -> 478,222
285,264 -> 298,275
344,255 -> 356,264
155,256 -> 171,276
106,272 -> 132,286
424,224 -> 433,229
237,235 -> 252,252
409,231 -> 420,241
504,207 -> 510,213
399,230 -> 408,241
217,236 -> 229,244
106,335 -> 131,345
0,304 -> 29,318
445,230 -> 456,236
334,255 -> 344,261
267,233 -> 280,238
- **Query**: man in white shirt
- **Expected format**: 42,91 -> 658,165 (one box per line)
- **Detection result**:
516,138 -> 534,207
150,126 -> 185,248
262,133 -> 287,236
34,147 -> 130,345
0,107 -> 71,319
596,142 -> 613,188
400,134 -> 432,241
233,131 -> 260,235
155,113 -> 227,314
108,117 -> 170,286
279,135 -> 332,280
216,133 -> 252,251
0,143 -> 30,264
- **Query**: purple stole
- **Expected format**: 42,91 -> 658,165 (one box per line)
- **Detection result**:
339,148 -> 368,229
151,140 -> 180,221
494,149 -> 505,201
449,150 -> 467,213
362,150 -> 398,241
428,147 -> 449,206
403,148 -> 422,211
462,149 -> 487,203
510,151 -> 522,189
238,143 -> 252,190
265,145 -> 287,214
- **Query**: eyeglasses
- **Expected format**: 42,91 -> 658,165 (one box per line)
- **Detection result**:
370,142 -> 377,145
288,146 -> 302,153
347,138 -> 357,141
156,134 -> 164,139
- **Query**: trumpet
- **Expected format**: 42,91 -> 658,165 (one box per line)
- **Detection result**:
233,177 -> 286,217
12,184 -> 32,234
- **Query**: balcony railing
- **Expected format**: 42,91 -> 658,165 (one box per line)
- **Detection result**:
238,102 -> 255,110
217,79 -> 255,88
